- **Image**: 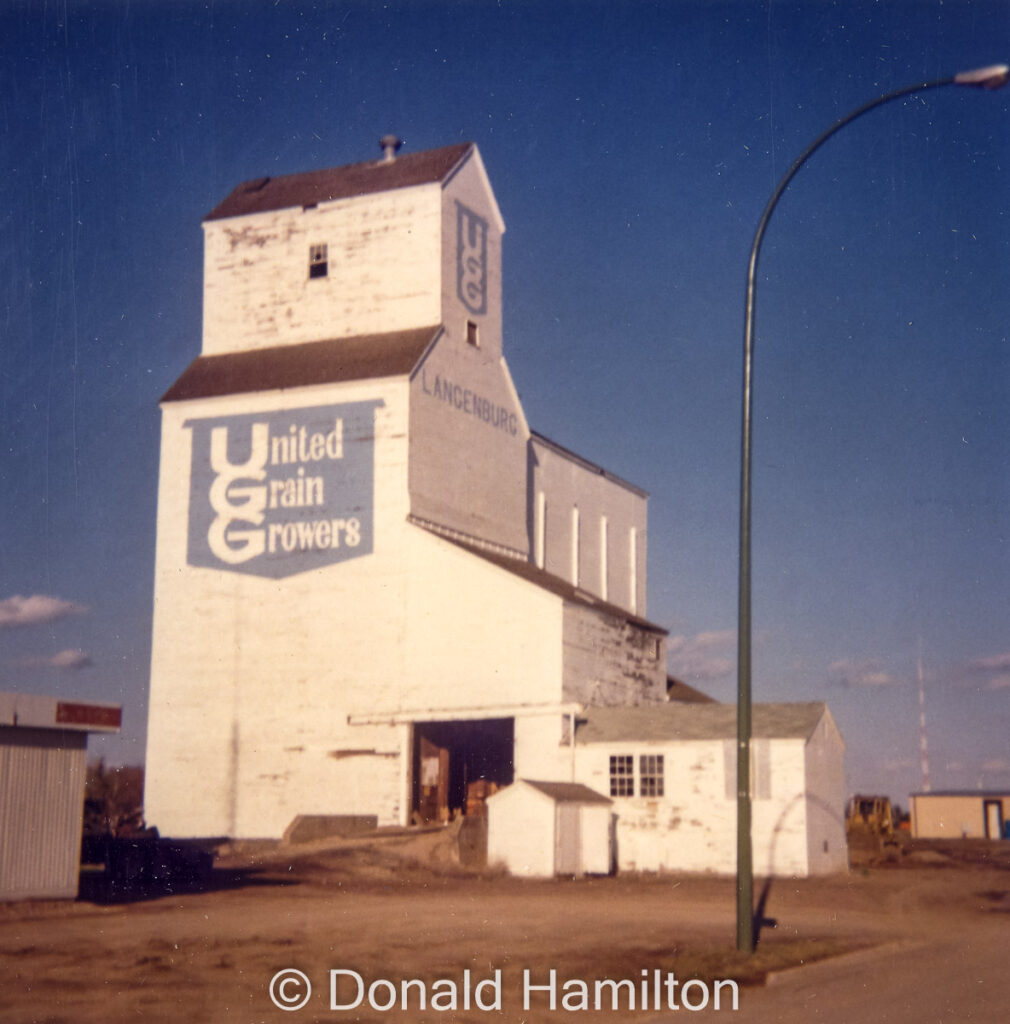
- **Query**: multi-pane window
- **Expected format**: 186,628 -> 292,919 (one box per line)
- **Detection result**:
639,754 -> 665,797
609,755 -> 634,797
309,243 -> 328,279
609,753 -> 664,797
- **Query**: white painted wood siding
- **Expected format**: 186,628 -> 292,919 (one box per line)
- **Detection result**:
202,185 -> 443,356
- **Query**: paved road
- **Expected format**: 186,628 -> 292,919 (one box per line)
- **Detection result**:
650,914 -> 1010,1023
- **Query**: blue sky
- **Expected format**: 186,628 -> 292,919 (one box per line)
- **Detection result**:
2,0 -> 1007,807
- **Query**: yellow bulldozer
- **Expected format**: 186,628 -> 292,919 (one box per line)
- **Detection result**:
846,795 -> 895,836
846,795 -> 902,863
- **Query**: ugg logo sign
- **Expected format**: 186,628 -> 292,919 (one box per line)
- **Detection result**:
456,202 -> 488,316
185,401 -> 380,578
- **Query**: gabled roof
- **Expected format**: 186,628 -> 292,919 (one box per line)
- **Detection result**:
516,780 -> 612,805
575,701 -> 830,744
205,143 -> 475,221
161,327 -> 440,403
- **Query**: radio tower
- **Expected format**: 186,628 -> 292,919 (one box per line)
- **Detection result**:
917,642 -> 931,792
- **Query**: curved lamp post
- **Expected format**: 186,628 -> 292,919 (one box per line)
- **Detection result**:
736,63 -> 1009,953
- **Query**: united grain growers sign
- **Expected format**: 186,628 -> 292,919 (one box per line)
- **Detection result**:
186,401 -> 380,578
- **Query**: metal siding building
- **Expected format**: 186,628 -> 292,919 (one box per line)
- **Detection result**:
0,693 -> 122,901
911,791 -> 1010,839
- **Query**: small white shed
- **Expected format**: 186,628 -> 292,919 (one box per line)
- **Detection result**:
0,691 -> 122,901
486,779 -> 613,878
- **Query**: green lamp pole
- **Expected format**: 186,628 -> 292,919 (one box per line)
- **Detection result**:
736,63 -> 1009,954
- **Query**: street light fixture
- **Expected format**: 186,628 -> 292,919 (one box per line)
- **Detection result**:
735,62 -> 1009,954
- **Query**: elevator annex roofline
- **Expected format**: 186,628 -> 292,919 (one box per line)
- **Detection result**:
413,518 -> 667,636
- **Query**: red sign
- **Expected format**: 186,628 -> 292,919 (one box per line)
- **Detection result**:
55,702 -> 122,729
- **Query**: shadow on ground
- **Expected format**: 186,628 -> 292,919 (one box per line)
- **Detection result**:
78,835 -> 296,905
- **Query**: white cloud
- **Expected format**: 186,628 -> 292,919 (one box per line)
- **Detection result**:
982,758 -> 1010,775
694,629 -> 737,649
969,652 -> 1010,673
667,630 -> 736,682
0,594 -> 87,628
988,675 -> 1010,691
10,649 -> 93,671
828,658 -> 899,688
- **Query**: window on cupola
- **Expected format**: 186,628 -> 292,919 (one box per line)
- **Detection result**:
308,244 -> 328,279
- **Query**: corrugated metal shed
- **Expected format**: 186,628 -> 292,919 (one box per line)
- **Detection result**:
0,692 -> 121,901
575,701 -> 829,744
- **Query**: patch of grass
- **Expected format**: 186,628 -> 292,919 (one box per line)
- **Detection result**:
534,936 -> 866,989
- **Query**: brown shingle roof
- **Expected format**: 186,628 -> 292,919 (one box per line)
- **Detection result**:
161,327 -> 440,402
205,143 -> 474,221
519,780 -> 613,805
575,702 -> 830,744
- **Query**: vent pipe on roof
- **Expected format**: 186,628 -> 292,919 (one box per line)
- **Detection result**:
380,135 -> 403,162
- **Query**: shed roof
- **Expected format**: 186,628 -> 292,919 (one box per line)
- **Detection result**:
911,790 -> 1010,799
162,327 -> 440,402
575,701 -> 829,744
205,142 -> 474,221
519,780 -> 613,805
415,522 -> 668,636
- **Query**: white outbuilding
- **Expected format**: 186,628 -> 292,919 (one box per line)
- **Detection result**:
486,779 -> 613,878
572,701 -> 848,877
0,691 -> 122,901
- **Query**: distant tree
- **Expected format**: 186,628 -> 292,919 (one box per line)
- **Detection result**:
84,760 -> 145,837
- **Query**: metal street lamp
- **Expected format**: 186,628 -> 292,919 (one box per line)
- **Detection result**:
736,63 -> 1009,954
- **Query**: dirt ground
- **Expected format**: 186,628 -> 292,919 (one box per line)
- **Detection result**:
1,831 -> 1009,1024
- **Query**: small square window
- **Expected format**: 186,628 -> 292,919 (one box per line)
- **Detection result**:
639,754 -> 664,797
466,320 -> 480,346
309,243 -> 328,279
609,754 -> 634,797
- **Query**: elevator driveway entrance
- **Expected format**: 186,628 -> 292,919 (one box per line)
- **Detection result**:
412,718 -> 514,824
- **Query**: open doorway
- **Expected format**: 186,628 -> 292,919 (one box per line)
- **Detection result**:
984,799 -> 1004,839
412,718 -> 514,823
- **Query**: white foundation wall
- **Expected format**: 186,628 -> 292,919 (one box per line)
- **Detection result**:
202,184 -> 443,356
145,377 -> 413,839
573,737 -> 817,876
